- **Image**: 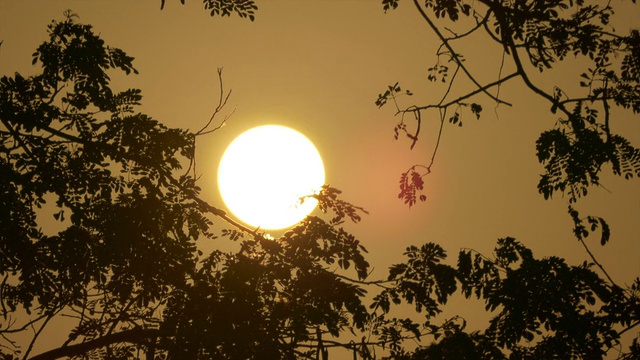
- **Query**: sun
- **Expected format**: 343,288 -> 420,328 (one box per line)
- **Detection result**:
217,125 -> 325,230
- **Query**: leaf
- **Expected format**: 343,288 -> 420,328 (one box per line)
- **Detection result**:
53,210 -> 65,221
470,103 -> 482,119
523,330 -> 534,342
599,217 -> 610,246
448,112 -> 460,126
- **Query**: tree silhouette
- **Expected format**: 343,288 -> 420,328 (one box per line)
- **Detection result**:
1,1 -> 639,360
0,12 -> 370,359
377,0 -> 640,209
374,0 -> 640,358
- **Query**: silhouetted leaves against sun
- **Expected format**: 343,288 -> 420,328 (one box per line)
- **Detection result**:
304,185 -> 369,225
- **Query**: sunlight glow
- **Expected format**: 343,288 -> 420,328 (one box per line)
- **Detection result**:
218,125 -> 325,230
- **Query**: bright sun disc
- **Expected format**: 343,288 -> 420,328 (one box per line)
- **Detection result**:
218,125 -> 325,230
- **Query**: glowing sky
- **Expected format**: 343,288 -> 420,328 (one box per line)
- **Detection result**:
1,0 -> 639,357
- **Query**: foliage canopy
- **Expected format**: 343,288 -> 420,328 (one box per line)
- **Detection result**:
0,1 -> 639,359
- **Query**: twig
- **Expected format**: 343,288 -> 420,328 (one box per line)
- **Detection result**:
495,48 -> 507,119
412,0 -> 511,106
403,72 -> 517,113
28,328 -> 165,360
603,79 -> 611,143
427,109 -> 447,172
22,308 -> 59,360
186,68 -> 235,178
577,237 -> 618,287
194,68 -> 232,136
0,119 -> 34,158
0,313 -> 49,334
330,271 -> 392,288
495,14 -> 573,119
438,64 -> 461,106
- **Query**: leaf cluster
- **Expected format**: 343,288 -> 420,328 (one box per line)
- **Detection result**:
536,102 -> 640,202
161,0 -> 258,21
372,238 -> 640,359
398,167 -> 427,207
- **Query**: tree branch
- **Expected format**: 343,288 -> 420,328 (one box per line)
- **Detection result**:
401,71 -> 518,114
195,68 -> 232,137
428,109 -> 447,172
481,0 -> 573,119
22,309 -> 59,360
40,124 -> 261,238
577,237 -> 617,287
28,328 -> 164,360
0,119 -> 34,158
412,0 -> 511,106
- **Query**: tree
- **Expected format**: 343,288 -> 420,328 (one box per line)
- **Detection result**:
378,0 -> 640,208
373,0 -> 640,358
0,12 -> 370,360
1,2 -> 639,360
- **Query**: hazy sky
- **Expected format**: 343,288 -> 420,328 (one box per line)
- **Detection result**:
1,0 -> 639,357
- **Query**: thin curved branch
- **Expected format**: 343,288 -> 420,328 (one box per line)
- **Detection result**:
105,295 -> 140,337
479,0 -> 574,119
22,308 -> 60,360
0,119 -> 34,157
509,46 -> 571,117
412,0 -> 511,106
0,313 -> 50,334
442,8 -> 492,41
394,70 -> 517,157
408,109 -> 421,150
186,68 -> 235,178
44,84 -> 65,106
603,80 -> 611,142
402,71 -> 518,114
194,68 -> 232,137
438,64 -> 461,106
28,328 -> 164,360
427,108 -> 447,172
0,336 -> 18,352
558,95 -> 618,107
616,320 -> 640,338
577,237 -> 617,287
331,271 -> 392,288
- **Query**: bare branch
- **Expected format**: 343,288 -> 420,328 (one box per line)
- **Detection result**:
195,68 -> 232,137
401,72 -> 518,114
412,0 -> 511,106
186,68 -> 235,178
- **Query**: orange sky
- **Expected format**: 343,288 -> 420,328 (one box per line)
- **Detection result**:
1,0 -> 639,357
